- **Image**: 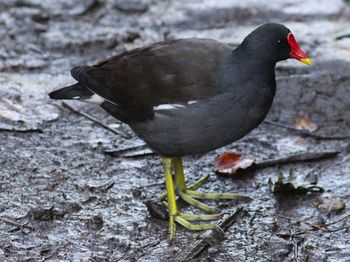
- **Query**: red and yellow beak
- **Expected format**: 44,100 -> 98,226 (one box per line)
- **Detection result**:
287,33 -> 312,65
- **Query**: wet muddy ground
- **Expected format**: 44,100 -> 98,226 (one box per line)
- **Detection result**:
0,0 -> 349,261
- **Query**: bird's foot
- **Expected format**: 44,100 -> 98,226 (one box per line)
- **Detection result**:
168,212 -> 221,241
162,157 -> 242,241
161,174 -> 241,213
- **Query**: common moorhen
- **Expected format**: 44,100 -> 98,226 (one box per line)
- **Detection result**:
49,23 -> 312,240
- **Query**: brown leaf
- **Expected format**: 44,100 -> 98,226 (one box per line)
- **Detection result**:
214,152 -> 255,175
294,114 -> 318,132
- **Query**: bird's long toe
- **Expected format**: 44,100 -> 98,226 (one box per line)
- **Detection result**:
175,215 -> 219,231
185,189 -> 241,200
177,189 -> 217,213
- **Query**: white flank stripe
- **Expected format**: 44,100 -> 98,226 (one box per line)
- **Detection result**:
153,100 -> 198,111
153,104 -> 185,111
82,94 -> 105,105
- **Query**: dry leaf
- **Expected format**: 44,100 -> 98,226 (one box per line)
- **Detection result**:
214,152 -> 255,175
294,114 -> 318,132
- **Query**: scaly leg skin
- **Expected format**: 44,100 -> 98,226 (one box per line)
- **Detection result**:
173,157 -> 241,209
162,157 -> 241,241
162,157 -> 218,241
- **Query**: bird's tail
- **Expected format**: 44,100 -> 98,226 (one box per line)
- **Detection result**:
49,83 -> 93,100
49,83 -> 107,105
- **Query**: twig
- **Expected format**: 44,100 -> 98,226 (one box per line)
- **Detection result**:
116,240 -> 161,261
105,144 -> 155,158
335,34 -> 350,40
290,228 -> 299,262
264,120 -> 350,140
0,127 -> 42,133
105,144 -> 148,155
108,151 -> 154,158
274,213 -> 325,230
87,181 -> 115,193
0,217 -> 34,230
216,150 -> 340,175
255,150 -> 340,169
184,207 -> 244,260
62,102 -> 129,138
323,225 -> 350,233
322,213 -> 350,227
248,209 -> 350,234
41,247 -> 59,262
275,213 -> 350,236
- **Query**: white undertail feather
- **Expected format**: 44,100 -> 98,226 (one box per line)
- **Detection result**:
81,94 -> 105,105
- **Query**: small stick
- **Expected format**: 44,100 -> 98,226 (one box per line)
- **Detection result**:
184,207 -> 244,260
255,150 -> 340,169
116,240 -> 161,261
274,213 -> 325,230
216,151 -> 340,175
324,225 -> 350,233
0,127 -> 42,133
290,228 -> 300,262
322,213 -> 350,227
41,247 -> 59,262
105,144 -> 148,155
248,209 -> 349,231
0,217 -> 34,230
264,120 -> 350,140
62,102 -> 129,138
105,144 -> 155,158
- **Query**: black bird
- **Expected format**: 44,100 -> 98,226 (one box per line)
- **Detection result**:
49,23 -> 311,240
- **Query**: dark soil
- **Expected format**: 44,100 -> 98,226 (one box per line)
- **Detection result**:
0,1 -> 349,261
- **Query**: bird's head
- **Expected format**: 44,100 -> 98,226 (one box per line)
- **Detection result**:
241,23 -> 312,65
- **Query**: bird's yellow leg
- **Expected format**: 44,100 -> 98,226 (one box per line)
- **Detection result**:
175,216 -> 218,231
173,157 -> 241,204
162,201 -> 221,221
159,175 -> 209,201
173,157 -> 187,190
177,189 -> 217,213
162,157 -> 222,241
163,157 -> 178,240
185,190 -> 241,199
179,212 -> 222,221
172,157 -> 217,212
187,175 -> 209,190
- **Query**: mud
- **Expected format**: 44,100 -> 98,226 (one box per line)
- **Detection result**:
0,0 -> 349,261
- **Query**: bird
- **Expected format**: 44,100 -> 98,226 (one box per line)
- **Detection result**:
49,23 -> 312,241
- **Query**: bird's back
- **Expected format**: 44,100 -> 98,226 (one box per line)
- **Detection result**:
71,38 -> 232,122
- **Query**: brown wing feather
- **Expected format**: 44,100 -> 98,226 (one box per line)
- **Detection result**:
72,38 -> 231,121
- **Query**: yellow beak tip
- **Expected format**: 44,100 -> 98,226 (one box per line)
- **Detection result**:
300,58 -> 313,65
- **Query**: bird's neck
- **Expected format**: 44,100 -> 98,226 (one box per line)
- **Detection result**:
216,48 -> 276,90
231,46 -> 276,72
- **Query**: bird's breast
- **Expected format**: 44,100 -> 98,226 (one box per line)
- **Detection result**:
131,82 -> 275,156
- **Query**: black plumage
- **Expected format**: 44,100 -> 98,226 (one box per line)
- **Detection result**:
49,23 -> 306,156
49,23 -> 312,240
